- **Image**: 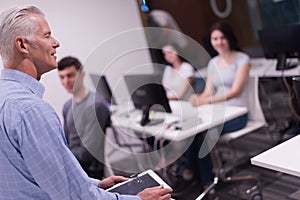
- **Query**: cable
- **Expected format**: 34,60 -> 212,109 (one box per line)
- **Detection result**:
282,71 -> 300,120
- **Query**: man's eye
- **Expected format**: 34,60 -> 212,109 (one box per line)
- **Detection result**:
45,33 -> 51,38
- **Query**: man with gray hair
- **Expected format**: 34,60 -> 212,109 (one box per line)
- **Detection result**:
0,5 -> 172,200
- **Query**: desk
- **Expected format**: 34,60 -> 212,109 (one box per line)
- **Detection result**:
251,135 -> 300,177
249,58 -> 300,77
112,101 -> 247,142
197,58 -> 300,78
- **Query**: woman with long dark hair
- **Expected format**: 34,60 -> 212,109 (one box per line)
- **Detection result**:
162,44 -> 194,100
183,22 -> 250,191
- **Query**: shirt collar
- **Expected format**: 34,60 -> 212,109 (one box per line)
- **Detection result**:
1,69 -> 45,98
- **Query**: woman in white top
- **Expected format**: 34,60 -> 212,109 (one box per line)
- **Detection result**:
189,27 -> 249,107
183,22 -> 250,190
162,44 -> 194,101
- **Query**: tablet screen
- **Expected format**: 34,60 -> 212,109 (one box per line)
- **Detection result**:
108,173 -> 160,195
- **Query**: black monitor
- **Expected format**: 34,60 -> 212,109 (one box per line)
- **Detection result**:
90,73 -> 117,105
124,74 -> 172,126
258,23 -> 300,70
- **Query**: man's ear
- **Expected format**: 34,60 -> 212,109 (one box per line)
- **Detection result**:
15,36 -> 29,54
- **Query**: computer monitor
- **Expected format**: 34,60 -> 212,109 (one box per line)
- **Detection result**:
258,24 -> 300,70
90,73 -> 117,105
124,74 -> 172,126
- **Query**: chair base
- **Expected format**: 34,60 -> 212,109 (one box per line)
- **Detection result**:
195,175 -> 263,200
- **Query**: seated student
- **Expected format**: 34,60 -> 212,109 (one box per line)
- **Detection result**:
142,44 -> 194,169
183,22 -> 250,190
144,44 -> 194,151
58,56 -> 110,179
162,44 -> 194,101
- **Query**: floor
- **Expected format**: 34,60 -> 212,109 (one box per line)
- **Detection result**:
159,129 -> 300,200
106,77 -> 300,200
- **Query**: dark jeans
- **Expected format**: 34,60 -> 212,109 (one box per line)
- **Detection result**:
222,113 -> 248,134
184,113 -> 248,186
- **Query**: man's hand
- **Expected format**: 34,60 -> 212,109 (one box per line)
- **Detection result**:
98,176 -> 129,190
137,185 -> 173,200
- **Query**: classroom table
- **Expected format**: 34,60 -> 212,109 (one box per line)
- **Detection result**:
251,135 -> 300,177
112,100 -> 247,142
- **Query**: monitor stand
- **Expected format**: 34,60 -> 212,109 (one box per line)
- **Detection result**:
276,54 -> 298,71
276,54 -> 287,71
140,106 -> 164,126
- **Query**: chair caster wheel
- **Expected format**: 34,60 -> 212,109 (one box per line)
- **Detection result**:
250,191 -> 263,200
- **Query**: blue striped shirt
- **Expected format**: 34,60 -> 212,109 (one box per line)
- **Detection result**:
0,69 -> 139,200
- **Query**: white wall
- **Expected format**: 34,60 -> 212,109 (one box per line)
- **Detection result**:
0,0 -> 152,121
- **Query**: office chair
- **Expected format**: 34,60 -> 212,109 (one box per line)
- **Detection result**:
192,76 -> 206,94
197,76 -> 267,200
293,76 -> 300,113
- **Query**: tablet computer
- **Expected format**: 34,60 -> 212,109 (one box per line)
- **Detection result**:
106,169 -> 171,195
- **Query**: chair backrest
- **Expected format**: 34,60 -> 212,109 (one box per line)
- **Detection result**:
293,77 -> 300,111
247,76 -> 266,123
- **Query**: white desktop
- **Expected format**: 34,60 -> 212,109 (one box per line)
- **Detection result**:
251,134 -> 300,177
112,100 -> 247,142
249,58 -> 300,77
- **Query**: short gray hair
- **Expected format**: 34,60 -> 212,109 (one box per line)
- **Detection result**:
0,5 -> 44,63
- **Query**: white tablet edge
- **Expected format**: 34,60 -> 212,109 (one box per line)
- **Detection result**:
141,169 -> 171,189
106,169 -> 171,192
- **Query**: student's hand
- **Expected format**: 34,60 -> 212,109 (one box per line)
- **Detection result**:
137,185 -> 173,200
98,176 -> 129,189
189,94 -> 201,106
189,94 -> 210,106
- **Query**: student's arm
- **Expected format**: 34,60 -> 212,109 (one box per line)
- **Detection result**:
190,63 -> 250,106
168,76 -> 193,100
216,63 -> 250,102
189,70 -> 215,105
